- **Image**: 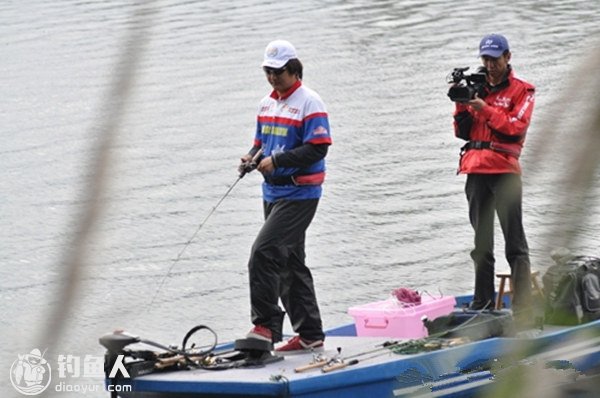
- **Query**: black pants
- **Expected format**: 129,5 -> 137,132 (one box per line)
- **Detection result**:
465,174 -> 531,312
248,199 -> 324,343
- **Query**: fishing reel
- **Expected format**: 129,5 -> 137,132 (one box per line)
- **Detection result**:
239,160 -> 259,177
239,148 -> 264,178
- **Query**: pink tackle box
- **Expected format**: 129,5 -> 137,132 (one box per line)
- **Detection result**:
348,295 -> 457,338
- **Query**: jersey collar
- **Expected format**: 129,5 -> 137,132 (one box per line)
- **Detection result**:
270,80 -> 302,100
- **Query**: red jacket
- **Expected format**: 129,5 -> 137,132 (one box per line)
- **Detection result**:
453,67 -> 535,174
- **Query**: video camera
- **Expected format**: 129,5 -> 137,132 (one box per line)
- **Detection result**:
447,67 -> 487,103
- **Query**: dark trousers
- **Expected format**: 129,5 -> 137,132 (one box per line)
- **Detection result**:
465,174 -> 531,311
248,199 -> 324,342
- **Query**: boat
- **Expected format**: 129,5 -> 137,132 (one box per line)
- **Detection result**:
100,295 -> 600,398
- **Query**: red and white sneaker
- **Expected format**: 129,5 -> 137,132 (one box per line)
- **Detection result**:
246,325 -> 272,343
274,336 -> 324,355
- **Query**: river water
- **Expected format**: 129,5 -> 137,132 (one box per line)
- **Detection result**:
2,1 -> 600,396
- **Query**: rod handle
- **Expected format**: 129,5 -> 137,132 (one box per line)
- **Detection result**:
322,359 -> 358,373
294,359 -> 328,373
239,148 -> 264,178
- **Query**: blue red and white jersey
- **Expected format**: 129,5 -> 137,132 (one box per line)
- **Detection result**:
254,81 -> 332,202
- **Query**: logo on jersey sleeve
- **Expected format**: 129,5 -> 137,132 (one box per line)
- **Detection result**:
312,126 -> 329,135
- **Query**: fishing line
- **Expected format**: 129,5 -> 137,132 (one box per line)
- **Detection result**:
146,149 -> 263,310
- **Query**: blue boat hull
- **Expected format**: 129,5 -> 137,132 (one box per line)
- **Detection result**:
105,296 -> 600,398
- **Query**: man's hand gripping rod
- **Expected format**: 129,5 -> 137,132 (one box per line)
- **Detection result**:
239,148 -> 264,178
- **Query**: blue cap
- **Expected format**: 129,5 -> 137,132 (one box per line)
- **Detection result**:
479,34 -> 509,58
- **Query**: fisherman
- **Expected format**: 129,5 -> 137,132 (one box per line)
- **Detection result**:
451,34 -> 535,320
239,39 -> 332,353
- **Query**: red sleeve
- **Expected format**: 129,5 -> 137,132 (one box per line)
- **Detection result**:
481,83 -> 535,140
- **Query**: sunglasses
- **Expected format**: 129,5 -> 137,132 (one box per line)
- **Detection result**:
263,67 -> 287,76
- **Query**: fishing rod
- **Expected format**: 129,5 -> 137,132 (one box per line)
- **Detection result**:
295,339 -> 423,374
319,334 -> 467,373
147,149 -> 264,309
296,302 -> 499,374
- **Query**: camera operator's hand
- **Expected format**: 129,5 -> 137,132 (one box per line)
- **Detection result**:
467,94 -> 487,111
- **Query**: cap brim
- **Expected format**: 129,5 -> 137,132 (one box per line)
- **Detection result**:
479,49 -> 504,58
261,59 -> 287,68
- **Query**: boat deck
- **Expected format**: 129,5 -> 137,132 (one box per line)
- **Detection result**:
140,336 -> 405,383
113,321 -> 600,398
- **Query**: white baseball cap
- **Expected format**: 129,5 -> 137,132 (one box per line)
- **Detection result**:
261,40 -> 297,69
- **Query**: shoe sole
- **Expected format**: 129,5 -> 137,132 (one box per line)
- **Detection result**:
246,333 -> 272,343
273,346 -> 324,356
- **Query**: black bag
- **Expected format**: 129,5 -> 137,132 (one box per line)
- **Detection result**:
424,310 -> 515,341
580,262 -> 600,316
543,255 -> 600,325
